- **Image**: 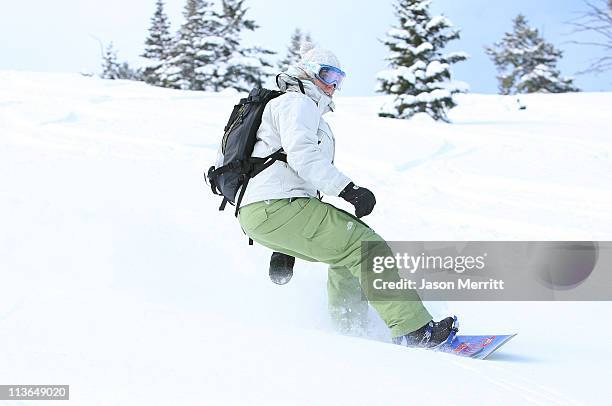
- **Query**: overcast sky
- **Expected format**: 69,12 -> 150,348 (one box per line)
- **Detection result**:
1,0 -> 611,96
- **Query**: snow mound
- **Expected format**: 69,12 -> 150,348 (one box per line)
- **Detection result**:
1,71 -> 611,405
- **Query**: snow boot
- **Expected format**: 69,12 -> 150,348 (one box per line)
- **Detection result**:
269,252 -> 294,285
392,316 -> 458,348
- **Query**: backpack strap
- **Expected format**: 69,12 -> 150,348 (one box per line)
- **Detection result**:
234,174 -> 251,217
219,198 -> 229,211
275,74 -> 306,94
296,78 -> 305,94
206,160 -> 246,197
249,149 -> 287,177
206,166 -> 225,197
233,148 -> 287,217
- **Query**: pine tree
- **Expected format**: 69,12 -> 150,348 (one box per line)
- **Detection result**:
166,0 -> 222,90
486,14 -> 579,94
203,0 -> 247,91
118,62 -> 142,81
101,43 -> 141,80
101,43 -> 121,79
232,44 -> 276,89
278,28 -> 313,70
215,0 -> 275,92
142,0 -> 174,86
376,0 -> 468,122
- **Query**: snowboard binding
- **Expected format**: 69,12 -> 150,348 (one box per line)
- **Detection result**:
393,315 -> 459,349
435,315 -> 459,351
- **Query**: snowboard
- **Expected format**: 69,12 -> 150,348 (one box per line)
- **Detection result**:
437,334 -> 517,360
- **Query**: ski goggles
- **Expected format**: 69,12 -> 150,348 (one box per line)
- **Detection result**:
303,62 -> 346,90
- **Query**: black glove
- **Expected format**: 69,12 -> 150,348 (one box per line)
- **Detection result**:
269,252 -> 295,285
339,182 -> 376,218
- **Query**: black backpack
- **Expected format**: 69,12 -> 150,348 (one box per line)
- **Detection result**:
206,87 -> 287,217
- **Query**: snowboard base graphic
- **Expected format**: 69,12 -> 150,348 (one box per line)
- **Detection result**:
438,334 -> 517,359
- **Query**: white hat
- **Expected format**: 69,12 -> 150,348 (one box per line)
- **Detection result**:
298,41 -> 342,70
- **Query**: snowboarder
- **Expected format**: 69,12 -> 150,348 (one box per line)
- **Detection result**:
236,42 -> 455,347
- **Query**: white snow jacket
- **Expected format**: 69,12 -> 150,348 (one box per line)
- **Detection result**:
236,72 -> 352,207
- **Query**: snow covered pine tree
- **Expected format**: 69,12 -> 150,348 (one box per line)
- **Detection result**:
486,14 -> 579,94
214,0 -> 275,92
165,0 -> 274,92
277,28 -> 313,71
142,0 -> 174,87
101,43 -> 121,80
101,43 -> 141,80
165,0 -> 224,90
377,0 -> 468,122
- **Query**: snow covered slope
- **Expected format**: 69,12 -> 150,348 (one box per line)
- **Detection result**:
1,71 -> 611,405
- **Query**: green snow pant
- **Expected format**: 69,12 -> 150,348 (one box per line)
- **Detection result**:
238,197 -> 432,338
